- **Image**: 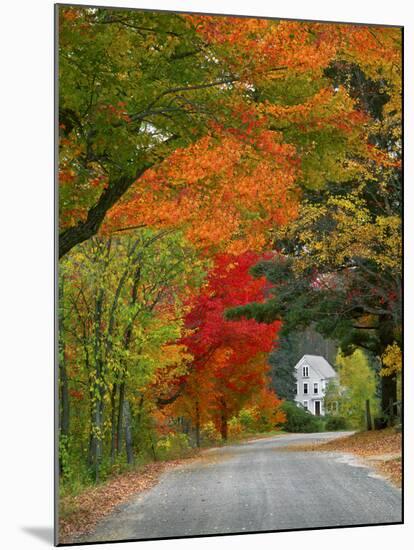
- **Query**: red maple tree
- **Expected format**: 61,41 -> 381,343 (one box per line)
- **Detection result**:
175,252 -> 282,440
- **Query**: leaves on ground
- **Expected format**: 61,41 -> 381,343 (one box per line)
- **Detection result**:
283,429 -> 402,487
59,455 -> 199,543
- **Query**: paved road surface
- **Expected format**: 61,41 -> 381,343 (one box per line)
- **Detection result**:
77,432 -> 402,543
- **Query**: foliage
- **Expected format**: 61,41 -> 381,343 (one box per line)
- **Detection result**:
57,9 -> 402,513
267,337 -> 297,401
224,29 -> 401,419
380,342 -> 402,376
281,401 -> 324,433
59,6 -> 401,257
325,349 -> 379,430
173,252 -> 283,439
238,408 -> 256,432
155,433 -> 191,460
200,422 -> 221,444
59,228 -> 205,483
324,416 -> 348,431
244,387 -> 286,431
201,420 -> 221,444
228,417 -> 244,439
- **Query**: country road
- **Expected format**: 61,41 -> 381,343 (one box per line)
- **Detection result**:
76,432 -> 402,543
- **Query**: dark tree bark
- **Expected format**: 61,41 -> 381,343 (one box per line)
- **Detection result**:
220,398 -> 228,441
195,400 -> 200,448
381,374 -> 398,423
156,380 -> 187,407
116,381 -> 125,455
58,277 -> 70,475
59,277 -> 70,438
59,168 -> 150,258
88,287 -> 105,481
124,400 -> 134,464
58,143 -> 179,259
365,399 -> 373,431
110,382 -> 118,463
59,362 -> 70,438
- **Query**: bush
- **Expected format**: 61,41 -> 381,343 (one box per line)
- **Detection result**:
228,417 -> 243,439
238,408 -> 256,432
281,401 -> 325,433
324,416 -> 348,431
155,432 -> 191,460
200,421 -> 221,444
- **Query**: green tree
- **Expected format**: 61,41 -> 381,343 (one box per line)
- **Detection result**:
325,349 -> 379,429
59,229 -> 205,481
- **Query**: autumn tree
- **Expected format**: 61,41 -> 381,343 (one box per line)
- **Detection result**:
325,349 -> 379,429
59,6 -> 400,257
226,239 -> 400,421
58,6 -> 245,256
59,229 -> 205,480
175,252 -> 282,441
226,29 -> 402,422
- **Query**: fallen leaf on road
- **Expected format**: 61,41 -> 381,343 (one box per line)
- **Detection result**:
281,429 -> 402,488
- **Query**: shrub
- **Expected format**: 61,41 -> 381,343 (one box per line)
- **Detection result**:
200,421 -> 221,444
281,401 -> 324,433
59,435 -> 72,483
228,417 -> 243,439
155,432 -> 191,460
238,408 -> 256,432
324,416 -> 348,431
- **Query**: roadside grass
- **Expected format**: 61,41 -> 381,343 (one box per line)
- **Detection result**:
59,429 -> 286,543
281,428 -> 402,487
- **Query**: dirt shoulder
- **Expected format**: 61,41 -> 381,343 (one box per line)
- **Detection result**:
282,428 -> 402,488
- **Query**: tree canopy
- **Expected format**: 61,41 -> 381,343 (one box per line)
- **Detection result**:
59,6 -> 401,257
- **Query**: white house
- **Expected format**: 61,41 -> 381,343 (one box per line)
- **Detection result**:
294,355 -> 338,416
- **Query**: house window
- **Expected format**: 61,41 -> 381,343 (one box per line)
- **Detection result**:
303,382 -> 308,395
295,382 -> 298,395
303,400 -> 308,410
314,382 -> 318,394
302,365 -> 309,377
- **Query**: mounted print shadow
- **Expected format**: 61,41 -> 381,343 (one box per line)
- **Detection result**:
56,3 -> 403,545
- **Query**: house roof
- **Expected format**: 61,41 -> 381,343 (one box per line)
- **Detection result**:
296,354 -> 337,379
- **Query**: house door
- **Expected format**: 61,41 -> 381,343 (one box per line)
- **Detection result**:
315,401 -> 321,416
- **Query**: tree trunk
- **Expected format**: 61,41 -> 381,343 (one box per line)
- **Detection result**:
89,403 -> 104,482
60,365 -> 70,438
116,381 -> 125,454
378,316 -> 399,425
110,382 -> 118,463
88,288 -> 105,481
124,399 -> 134,465
381,374 -> 397,426
220,398 -> 228,441
58,167 -> 152,258
365,399 -> 373,431
58,277 -> 70,474
195,400 -> 200,448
